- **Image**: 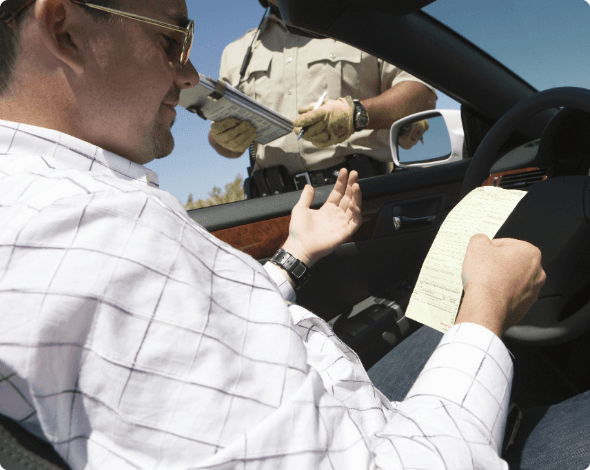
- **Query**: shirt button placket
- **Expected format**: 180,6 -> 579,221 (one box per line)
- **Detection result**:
285,54 -> 294,97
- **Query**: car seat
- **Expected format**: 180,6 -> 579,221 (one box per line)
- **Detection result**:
0,413 -> 70,470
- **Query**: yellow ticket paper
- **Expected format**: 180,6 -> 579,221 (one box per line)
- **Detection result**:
405,186 -> 527,333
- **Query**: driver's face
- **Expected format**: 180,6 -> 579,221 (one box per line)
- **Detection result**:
75,0 -> 199,165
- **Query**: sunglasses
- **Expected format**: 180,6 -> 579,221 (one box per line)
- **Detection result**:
1,0 -> 194,70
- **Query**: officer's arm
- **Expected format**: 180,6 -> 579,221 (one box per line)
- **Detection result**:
361,81 -> 436,130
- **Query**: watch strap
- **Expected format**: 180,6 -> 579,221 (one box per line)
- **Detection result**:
270,249 -> 311,289
352,99 -> 369,132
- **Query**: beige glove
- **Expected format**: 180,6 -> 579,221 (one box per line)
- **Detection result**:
398,119 -> 429,150
293,96 -> 355,148
210,118 -> 257,153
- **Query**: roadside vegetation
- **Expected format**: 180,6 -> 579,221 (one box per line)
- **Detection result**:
185,174 -> 245,210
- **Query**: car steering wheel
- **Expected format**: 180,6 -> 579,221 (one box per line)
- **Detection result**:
460,87 -> 590,345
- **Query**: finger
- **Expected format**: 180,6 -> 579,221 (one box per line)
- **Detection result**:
345,186 -> 362,230
234,127 -> 257,147
536,266 -> 547,288
347,184 -> 363,227
343,170 -> 360,212
302,126 -> 328,144
211,117 -> 240,135
298,103 -> 316,114
294,184 -> 315,211
307,132 -> 332,148
351,176 -> 362,211
348,170 -> 359,187
293,109 -> 326,128
217,121 -> 254,143
340,170 -> 355,214
489,237 -> 522,247
311,137 -> 334,149
469,233 -> 492,246
326,168 -> 348,206
303,121 -> 327,139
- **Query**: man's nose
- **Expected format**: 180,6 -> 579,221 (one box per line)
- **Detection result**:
175,60 -> 200,90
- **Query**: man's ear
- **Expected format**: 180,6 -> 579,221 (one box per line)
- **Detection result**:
35,0 -> 85,75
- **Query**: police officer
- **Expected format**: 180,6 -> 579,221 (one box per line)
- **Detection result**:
208,0 -> 437,196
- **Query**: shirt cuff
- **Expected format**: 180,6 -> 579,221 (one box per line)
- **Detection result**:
405,322 -> 514,453
263,261 -> 297,303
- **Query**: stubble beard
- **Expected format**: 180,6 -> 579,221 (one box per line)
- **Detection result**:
149,115 -> 176,160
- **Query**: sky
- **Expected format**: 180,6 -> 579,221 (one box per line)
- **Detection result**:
148,0 -> 590,205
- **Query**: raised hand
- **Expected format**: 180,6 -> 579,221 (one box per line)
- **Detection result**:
282,168 -> 362,267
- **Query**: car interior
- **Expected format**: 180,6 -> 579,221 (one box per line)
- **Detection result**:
2,0 -> 590,468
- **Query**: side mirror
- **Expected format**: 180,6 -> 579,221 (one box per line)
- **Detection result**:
390,110 -> 464,168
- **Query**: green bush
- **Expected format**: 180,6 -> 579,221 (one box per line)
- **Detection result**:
185,174 -> 244,210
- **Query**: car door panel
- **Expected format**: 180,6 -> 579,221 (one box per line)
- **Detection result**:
295,180 -> 463,320
189,159 -> 470,322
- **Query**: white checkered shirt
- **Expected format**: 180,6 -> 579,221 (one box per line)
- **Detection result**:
0,120 -> 512,469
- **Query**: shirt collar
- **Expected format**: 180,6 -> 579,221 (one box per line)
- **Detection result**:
262,13 -> 287,34
0,119 -> 159,188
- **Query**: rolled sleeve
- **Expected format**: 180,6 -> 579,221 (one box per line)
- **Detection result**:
380,59 -> 437,97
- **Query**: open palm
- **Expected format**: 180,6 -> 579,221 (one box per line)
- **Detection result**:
282,169 -> 362,266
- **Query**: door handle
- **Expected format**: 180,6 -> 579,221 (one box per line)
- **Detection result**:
393,214 -> 436,230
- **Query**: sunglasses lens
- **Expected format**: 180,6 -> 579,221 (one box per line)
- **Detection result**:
182,21 -> 194,68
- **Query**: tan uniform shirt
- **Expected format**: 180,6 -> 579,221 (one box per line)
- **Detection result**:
219,15 -> 436,175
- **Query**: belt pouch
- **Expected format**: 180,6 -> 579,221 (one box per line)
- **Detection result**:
253,170 -> 271,197
347,154 -> 377,178
265,166 -> 293,194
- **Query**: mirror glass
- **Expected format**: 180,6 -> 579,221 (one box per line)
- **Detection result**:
397,115 -> 452,165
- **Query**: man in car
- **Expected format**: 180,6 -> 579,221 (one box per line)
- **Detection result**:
208,0 -> 437,197
0,1 -> 588,469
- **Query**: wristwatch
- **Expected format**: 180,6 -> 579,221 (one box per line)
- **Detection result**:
269,248 -> 311,290
352,99 -> 370,132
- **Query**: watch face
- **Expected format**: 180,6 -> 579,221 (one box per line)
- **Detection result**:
355,103 -> 368,130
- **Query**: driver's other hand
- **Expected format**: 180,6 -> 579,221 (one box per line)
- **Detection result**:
456,233 -> 546,337
210,118 -> 257,153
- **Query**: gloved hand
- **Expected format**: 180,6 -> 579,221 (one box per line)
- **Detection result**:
210,118 -> 257,154
398,119 -> 429,150
293,96 -> 355,148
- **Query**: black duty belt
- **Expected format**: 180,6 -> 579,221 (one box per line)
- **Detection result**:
245,154 -> 384,199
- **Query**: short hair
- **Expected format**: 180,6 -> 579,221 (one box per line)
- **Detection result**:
0,0 -> 122,95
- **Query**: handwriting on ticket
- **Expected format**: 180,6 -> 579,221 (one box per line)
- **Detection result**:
405,186 -> 527,333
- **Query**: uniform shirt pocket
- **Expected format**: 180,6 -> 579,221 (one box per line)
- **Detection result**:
305,40 -> 362,102
240,52 -> 273,105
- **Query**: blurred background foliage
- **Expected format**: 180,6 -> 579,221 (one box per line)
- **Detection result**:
185,174 -> 245,209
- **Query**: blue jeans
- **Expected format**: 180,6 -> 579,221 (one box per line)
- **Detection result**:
368,326 -> 590,470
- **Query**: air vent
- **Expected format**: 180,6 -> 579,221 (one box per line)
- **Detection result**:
499,169 -> 548,189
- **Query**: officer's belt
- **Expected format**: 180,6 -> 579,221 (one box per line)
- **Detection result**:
245,154 -> 383,199
293,154 -> 382,190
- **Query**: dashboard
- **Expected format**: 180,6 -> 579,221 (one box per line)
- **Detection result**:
484,107 -> 590,189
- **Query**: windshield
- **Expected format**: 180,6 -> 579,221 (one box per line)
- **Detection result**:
423,0 -> 590,92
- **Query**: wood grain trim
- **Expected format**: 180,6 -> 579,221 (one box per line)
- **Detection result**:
212,215 -> 291,260
481,167 -> 548,187
213,167 -> 550,259
212,182 -> 462,259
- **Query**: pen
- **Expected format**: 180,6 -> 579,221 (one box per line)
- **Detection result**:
297,91 -> 327,141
